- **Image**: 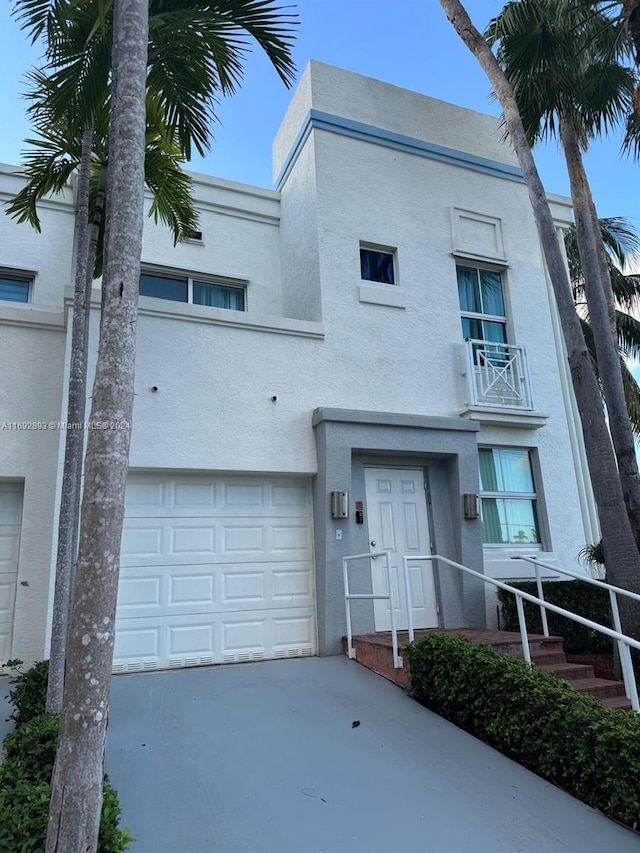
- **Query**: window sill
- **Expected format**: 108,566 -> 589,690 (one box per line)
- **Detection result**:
358,283 -> 407,309
0,303 -> 64,331
460,405 -> 548,429
481,551 -> 560,581
65,288 -> 325,339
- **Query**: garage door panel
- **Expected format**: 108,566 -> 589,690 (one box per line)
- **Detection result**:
272,567 -> 313,600
0,484 -> 22,663
116,475 -> 316,672
0,527 -> 21,571
125,476 -> 310,518
0,575 -> 18,620
0,486 -> 23,525
272,614 -> 315,648
222,570 -> 265,604
121,517 -> 312,567
117,561 -> 314,618
114,605 -> 315,672
0,628 -> 13,663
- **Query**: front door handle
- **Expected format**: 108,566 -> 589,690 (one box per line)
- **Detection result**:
370,540 -> 376,547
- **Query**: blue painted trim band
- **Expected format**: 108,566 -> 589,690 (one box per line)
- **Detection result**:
275,109 -> 524,190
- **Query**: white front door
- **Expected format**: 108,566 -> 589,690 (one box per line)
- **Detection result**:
364,467 -> 438,632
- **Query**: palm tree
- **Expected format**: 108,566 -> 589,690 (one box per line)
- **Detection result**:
44,2 -> 149,844
566,217 -> 640,432
11,0 -> 297,716
438,1 -> 640,644
485,0 -> 640,550
5,76 -> 199,715
9,1 -> 297,846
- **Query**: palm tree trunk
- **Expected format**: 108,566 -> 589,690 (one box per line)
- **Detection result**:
560,118 -> 640,549
46,128 -> 101,715
45,0 -> 148,849
438,0 -> 640,634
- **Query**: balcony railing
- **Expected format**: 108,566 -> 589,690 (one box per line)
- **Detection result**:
464,339 -> 533,410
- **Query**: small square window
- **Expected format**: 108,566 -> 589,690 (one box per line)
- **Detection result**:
0,272 -> 31,303
360,247 -> 395,285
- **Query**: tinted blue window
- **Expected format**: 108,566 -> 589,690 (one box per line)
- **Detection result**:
0,276 -> 30,303
139,274 -> 188,302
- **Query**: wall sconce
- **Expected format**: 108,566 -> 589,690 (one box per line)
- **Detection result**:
463,493 -> 480,520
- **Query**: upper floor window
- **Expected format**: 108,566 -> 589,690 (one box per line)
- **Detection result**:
457,265 -> 506,343
139,271 -> 245,311
479,447 -> 540,545
0,271 -> 31,303
360,246 -> 395,285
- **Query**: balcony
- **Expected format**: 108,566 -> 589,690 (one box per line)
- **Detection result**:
463,338 -> 535,412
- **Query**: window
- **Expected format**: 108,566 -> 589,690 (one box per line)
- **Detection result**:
0,272 -> 31,303
139,271 -> 245,311
360,247 -> 395,285
457,265 -> 506,343
479,448 -> 540,545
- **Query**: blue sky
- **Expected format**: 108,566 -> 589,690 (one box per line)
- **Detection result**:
0,0 -> 638,226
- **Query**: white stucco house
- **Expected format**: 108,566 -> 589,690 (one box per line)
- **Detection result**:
0,61 -> 598,671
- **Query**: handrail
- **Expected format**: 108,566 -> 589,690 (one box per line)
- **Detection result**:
403,554 -> 640,712
342,550 -> 402,669
512,554 -> 640,715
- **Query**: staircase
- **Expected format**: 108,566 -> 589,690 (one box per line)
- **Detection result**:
343,628 -> 632,711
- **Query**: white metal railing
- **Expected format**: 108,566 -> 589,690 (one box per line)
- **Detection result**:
343,550 -> 402,668
464,339 -> 533,410
512,554 -> 640,712
403,554 -> 640,712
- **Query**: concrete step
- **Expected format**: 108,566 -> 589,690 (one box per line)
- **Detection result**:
535,662 -> 596,681
602,695 -> 633,711
500,639 -> 566,657
344,630 -> 631,710
529,651 -> 569,666
566,677 -> 627,699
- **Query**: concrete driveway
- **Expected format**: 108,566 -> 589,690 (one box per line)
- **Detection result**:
104,656 -> 640,853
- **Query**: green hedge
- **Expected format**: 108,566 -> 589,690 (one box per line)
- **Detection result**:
497,580 -> 613,654
406,633 -> 640,829
4,658 -> 49,727
1,661 -> 132,852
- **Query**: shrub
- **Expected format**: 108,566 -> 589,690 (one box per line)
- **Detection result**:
2,658 -> 49,727
1,661 -> 133,852
2,713 -> 58,782
497,580 -> 613,653
406,633 -> 640,830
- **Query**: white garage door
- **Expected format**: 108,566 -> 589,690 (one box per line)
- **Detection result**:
0,483 -> 23,664
114,474 -> 316,672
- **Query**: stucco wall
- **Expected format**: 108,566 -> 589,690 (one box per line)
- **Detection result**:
0,62 -> 595,662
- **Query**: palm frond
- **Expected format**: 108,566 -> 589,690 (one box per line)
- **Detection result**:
617,309 -> 640,360
620,355 -> 640,435
622,103 -> 640,159
485,0 -> 635,149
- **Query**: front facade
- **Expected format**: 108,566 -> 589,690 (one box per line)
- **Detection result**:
0,61 -> 597,670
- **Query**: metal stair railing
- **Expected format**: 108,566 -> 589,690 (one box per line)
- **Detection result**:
402,554 -> 640,712
343,550 -> 402,668
512,554 -> 640,712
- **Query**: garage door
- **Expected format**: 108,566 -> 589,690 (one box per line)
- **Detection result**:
114,474 -> 316,672
0,483 -> 23,664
